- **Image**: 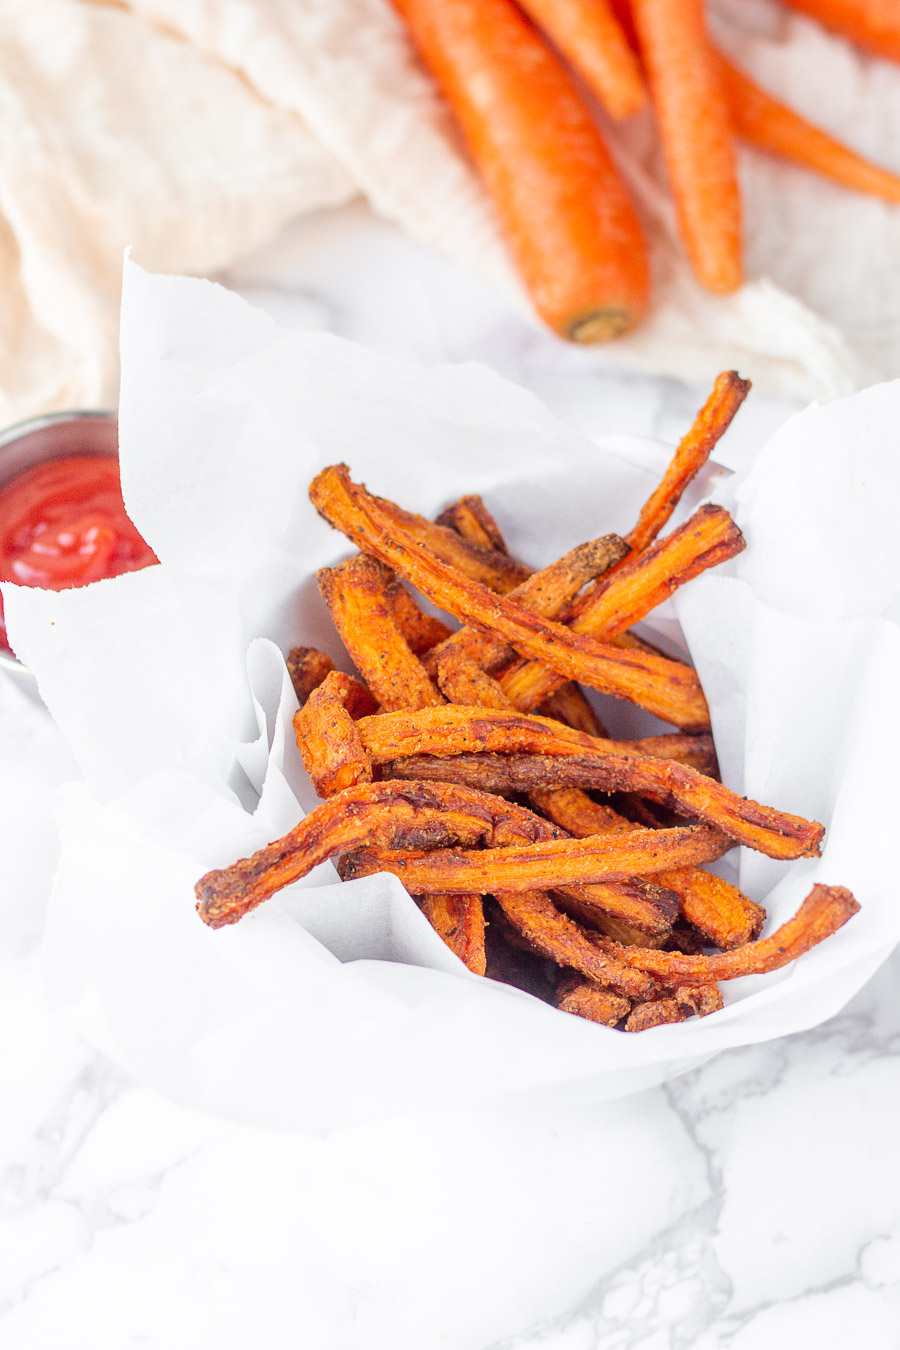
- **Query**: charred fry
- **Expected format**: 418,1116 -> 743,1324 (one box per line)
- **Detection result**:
436,494 -> 509,552
599,884 -> 860,984
286,646 -> 336,706
494,891 -> 659,999
196,779 -> 565,928
557,977 -> 631,1026
623,980 -> 725,1031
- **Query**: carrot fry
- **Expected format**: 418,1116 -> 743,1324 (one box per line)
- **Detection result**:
310,465 -> 708,729
318,555 -> 444,712
387,579 -> 454,655
436,498 -> 625,705
494,891 -> 659,998
571,504 -> 745,638
557,977 -> 631,1026
530,783 -> 765,949
195,779 -> 564,928
554,891 -> 671,947
420,893 -> 487,974
390,0 -> 650,341
372,496 -> 530,594
600,884 -> 860,984
529,786 -> 631,837
551,875 -> 678,940
781,0 -> 900,64
337,823 -> 732,893
425,532 -> 629,675
386,748 -> 714,795
631,0 -> 743,293
435,646 -> 514,711
357,705 -> 820,858
623,982 -> 723,1031
717,51 -> 900,205
433,633 -> 675,937
286,646 -> 336,706
674,983 -> 724,1016
623,998 -> 688,1031
515,0 -> 647,120
293,671 -> 374,798
657,866 -> 764,951
538,683 -> 607,738
435,495 -> 509,553
500,503 -> 743,713
627,372 -> 750,553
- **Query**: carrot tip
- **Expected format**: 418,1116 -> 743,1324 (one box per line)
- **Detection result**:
568,309 -> 635,344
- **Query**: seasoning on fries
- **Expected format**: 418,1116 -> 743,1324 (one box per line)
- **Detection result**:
195,372 -> 860,1033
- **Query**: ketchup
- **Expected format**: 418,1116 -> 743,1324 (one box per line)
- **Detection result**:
0,454 -> 158,651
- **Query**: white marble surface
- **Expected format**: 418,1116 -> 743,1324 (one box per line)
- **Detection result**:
2,203 -> 899,1349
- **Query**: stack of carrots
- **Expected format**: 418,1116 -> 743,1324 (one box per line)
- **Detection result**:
389,0 -> 900,341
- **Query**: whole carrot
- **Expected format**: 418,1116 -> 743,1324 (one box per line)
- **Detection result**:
630,0 -> 743,294
390,0 -> 650,342
514,0 -> 647,120
781,0 -> 900,64
718,51 -> 900,204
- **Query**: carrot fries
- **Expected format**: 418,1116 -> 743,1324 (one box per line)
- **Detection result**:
310,464 -> 711,731
196,374 -> 860,1034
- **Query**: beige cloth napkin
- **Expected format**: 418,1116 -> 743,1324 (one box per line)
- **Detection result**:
0,0 -> 353,423
3,0 -> 900,422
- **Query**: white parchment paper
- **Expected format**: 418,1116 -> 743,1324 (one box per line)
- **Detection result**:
5,263 -> 898,1132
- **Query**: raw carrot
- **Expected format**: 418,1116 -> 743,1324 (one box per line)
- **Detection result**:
390,0 -> 650,341
718,51 -> 900,205
514,0 -> 647,120
781,0 -> 900,64
630,0 -> 743,294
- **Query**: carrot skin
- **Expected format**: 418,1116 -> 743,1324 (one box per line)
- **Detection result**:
781,0 -> 900,63
718,52 -> 900,205
390,0 -> 650,341
514,0 -> 647,120
630,0 -> 743,294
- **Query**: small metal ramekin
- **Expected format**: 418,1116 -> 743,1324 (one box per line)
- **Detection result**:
0,410 -> 118,678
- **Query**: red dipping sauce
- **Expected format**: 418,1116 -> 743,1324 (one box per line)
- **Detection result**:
0,454 -> 158,651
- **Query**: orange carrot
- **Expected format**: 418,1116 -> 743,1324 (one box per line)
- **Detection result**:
514,0 -> 647,120
390,0 -> 650,341
781,0 -> 900,64
630,0 -> 743,294
718,51 -> 900,204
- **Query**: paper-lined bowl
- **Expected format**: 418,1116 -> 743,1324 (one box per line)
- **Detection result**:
4,262 -> 898,1134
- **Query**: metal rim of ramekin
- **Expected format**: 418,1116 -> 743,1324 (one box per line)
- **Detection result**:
0,409 -> 118,678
